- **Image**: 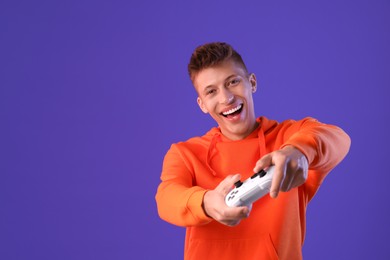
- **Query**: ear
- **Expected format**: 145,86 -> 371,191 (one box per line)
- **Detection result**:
197,97 -> 209,114
249,73 -> 257,93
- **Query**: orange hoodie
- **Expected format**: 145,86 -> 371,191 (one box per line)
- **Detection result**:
156,117 -> 350,260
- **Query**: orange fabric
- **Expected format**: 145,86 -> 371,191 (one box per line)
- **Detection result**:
156,117 -> 350,260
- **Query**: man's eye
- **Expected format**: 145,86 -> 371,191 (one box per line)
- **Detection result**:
229,78 -> 241,86
206,89 -> 216,95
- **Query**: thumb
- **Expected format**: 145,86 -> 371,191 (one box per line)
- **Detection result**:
253,154 -> 273,173
217,174 -> 241,195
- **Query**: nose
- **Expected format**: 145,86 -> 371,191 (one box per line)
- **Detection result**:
220,88 -> 234,104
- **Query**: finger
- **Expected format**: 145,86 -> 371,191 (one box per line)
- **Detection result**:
280,171 -> 294,192
281,159 -> 307,192
217,174 -> 241,195
270,162 -> 286,198
213,206 -> 248,226
253,154 -> 273,173
223,205 -> 251,221
288,169 -> 307,190
238,205 -> 251,218
226,220 -> 241,227
225,209 -> 249,226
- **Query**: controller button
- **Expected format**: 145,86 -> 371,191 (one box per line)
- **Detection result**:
234,180 -> 243,188
259,170 -> 267,178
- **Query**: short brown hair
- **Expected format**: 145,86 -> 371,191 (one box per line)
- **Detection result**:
188,42 -> 248,82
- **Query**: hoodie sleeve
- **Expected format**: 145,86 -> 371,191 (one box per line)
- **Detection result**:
278,117 -> 351,195
281,118 -> 351,171
155,144 -> 212,227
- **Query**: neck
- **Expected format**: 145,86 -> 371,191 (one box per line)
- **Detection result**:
221,121 -> 260,141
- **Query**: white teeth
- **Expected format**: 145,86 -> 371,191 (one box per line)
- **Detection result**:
222,104 -> 242,116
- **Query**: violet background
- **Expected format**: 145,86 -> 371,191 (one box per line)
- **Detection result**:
1,0 -> 389,259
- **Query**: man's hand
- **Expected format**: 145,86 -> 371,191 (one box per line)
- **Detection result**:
203,174 -> 251,226
253,145 -> 309,199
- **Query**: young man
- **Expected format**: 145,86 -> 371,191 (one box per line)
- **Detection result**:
155,42 -> 350,260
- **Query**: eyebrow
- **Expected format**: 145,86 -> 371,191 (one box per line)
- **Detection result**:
225,74 -> 240,83
202,74 -> 238,93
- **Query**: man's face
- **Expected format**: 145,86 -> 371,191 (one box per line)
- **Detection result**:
194,59 -> 258,140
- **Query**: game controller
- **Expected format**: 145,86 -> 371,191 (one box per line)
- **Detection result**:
225,166 -> 275,207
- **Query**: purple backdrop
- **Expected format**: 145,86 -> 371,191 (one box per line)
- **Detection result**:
1,0 -> 389,259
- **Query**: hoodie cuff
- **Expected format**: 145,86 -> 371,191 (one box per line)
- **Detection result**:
280,134 -> 318,166
187,188 -> 213,225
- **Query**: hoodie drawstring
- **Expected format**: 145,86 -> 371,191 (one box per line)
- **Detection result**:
206,132 -> 221,176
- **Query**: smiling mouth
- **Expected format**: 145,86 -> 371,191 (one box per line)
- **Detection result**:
221,104 -> 243,118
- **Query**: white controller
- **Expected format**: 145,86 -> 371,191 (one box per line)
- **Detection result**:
225,166 -> 275,207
